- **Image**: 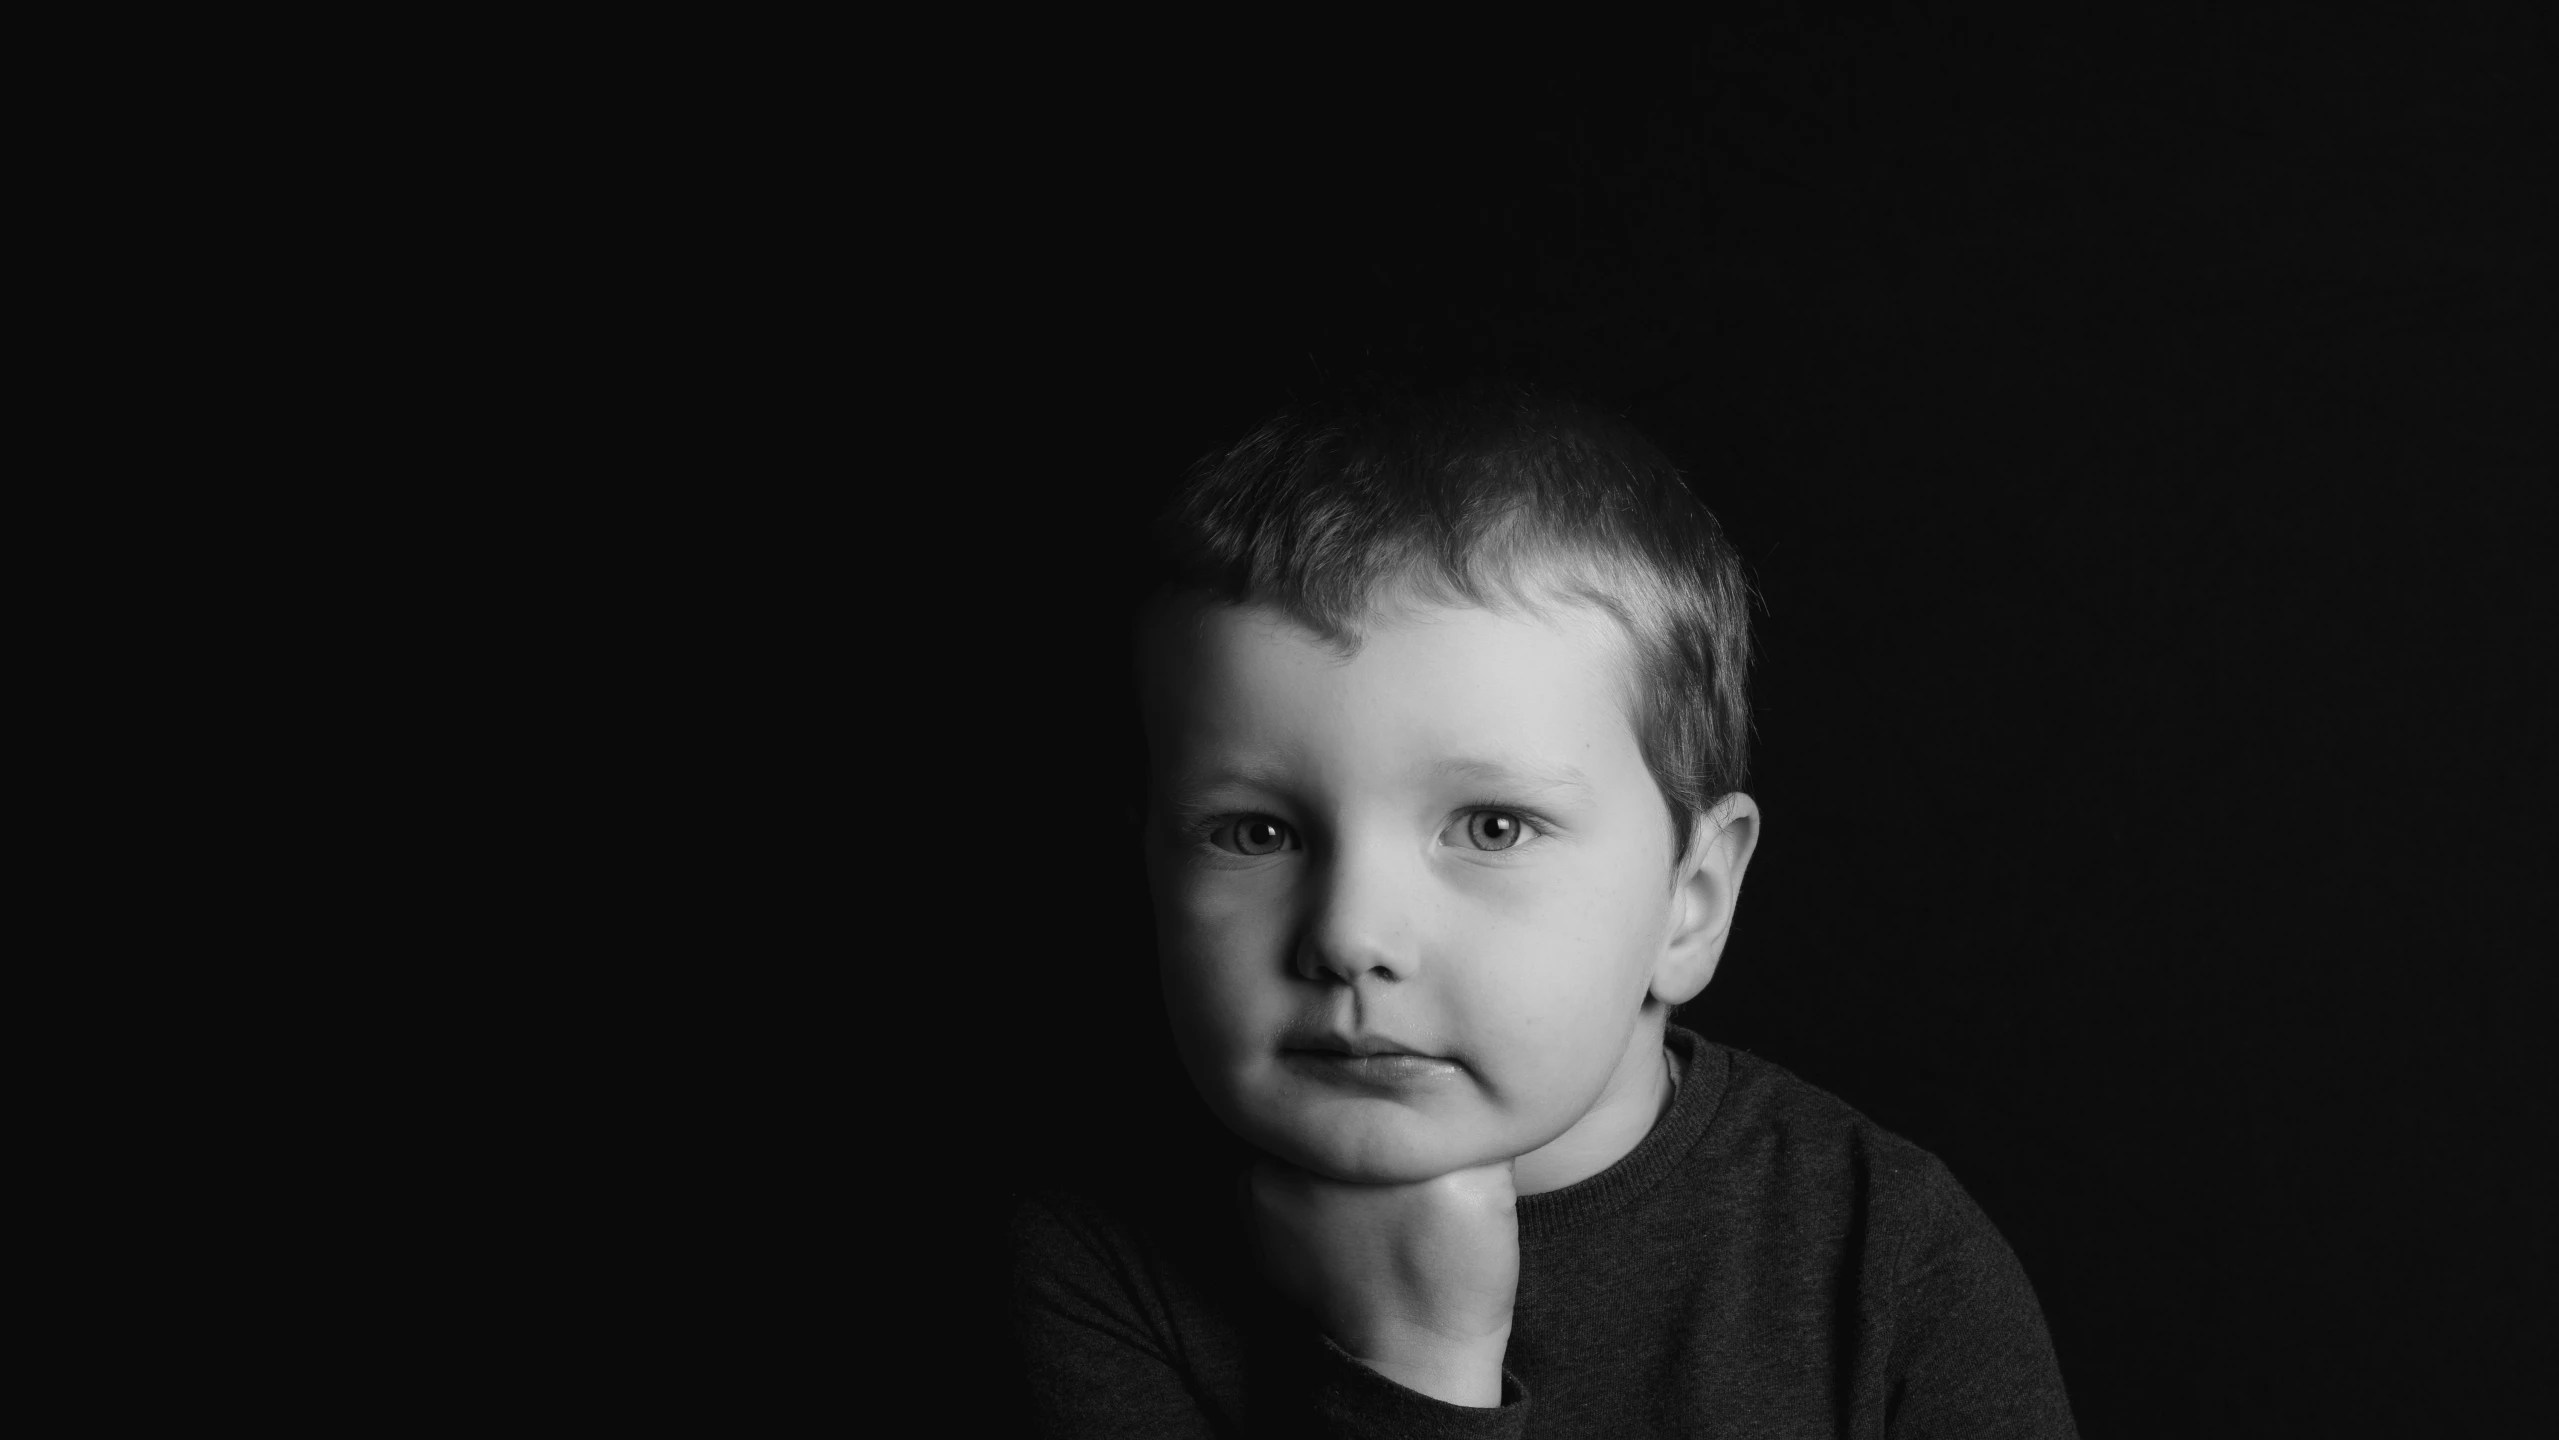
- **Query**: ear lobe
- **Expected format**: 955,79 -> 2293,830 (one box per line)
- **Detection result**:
1650,794 -> 1761,1009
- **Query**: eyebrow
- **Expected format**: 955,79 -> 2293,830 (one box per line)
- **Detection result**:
1158,761 -> 1298,811
1161,754 -> 1596,803
1168,758 -> 1295,791
1433,756 -> 1595,797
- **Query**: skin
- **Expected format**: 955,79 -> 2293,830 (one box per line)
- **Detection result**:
1141,590 -> 1759,1406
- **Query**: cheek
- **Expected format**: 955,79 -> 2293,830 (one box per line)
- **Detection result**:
1452,871 -> 1667,1074
1153,868 -> 1296,1040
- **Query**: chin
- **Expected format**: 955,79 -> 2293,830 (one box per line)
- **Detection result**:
1247,1105 -> 1505,1185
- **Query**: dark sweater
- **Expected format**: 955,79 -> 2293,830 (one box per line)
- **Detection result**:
1014,1026 -> 2077,1438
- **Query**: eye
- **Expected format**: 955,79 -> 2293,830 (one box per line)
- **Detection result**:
1458,810 -> 1525,852
1213,816 -> 1296,856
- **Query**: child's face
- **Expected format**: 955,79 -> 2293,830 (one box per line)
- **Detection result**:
1143,594 -> 1711,1185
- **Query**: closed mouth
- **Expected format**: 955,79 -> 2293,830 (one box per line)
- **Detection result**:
1281,1047 -> 1466,1084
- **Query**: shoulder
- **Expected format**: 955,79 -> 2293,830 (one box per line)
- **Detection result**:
1013,1175 -> 1259,1333
1012,1189 -> 1131,1298
1681,1036 -> 1985,1253
1684,1051 -> 2078,1431
1013,1180 -> 1271,1430
1013,1187 -> 1138,1271
1013,1186 -> 1191,1305
1686,1039 -> 2043,1317
1695,1040 -> 1940,1178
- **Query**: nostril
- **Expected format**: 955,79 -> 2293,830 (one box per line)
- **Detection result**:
1294,949 -> 1355,986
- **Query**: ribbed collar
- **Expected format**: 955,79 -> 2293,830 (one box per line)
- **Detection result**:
1516,1024 -> 1728,1243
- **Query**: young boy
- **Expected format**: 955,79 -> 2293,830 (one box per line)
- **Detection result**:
1014,389 -> 2076,1437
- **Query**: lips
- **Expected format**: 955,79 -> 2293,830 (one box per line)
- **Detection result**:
1280,1035 -> 1465,1086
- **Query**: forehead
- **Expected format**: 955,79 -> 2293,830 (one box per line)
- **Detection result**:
1142,596 -> 1643,782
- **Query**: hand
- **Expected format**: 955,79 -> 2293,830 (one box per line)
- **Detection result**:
1244,1157 -> 1520,1408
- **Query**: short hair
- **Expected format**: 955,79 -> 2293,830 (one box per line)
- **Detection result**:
1151,385 -> 1753,861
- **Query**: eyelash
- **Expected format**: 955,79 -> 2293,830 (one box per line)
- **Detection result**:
1189,807 -> 1547,858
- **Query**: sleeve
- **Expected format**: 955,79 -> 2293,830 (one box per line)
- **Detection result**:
1301,1336 -> 1533,1440
1013,1196 -> 1534,1440
1883,1162 -> 2081,1440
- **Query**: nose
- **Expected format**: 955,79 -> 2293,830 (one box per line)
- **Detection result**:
1294,845 -> 1421,986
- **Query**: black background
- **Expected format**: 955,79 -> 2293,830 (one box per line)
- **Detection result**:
803,9 -> 2552,1435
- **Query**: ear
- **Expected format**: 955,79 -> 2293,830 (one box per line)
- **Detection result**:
1650,793 -> 1761,1009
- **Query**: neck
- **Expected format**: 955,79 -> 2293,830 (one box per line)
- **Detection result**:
1511,1011 -> 1675,1197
